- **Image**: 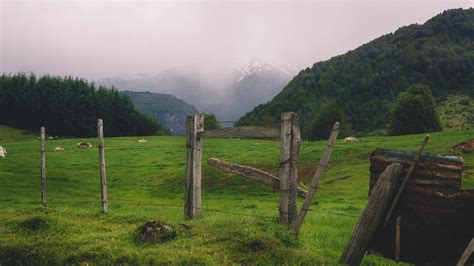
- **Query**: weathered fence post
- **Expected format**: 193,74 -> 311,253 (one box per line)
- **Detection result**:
292,122 -> 340,236
40,126 -> 46,207
288,113 -> 301,224
395,215 -> 401,262
279,112 -> 292,224
339,163 -> 404,265
457,238 -> 474,266
383,135 -> 430,226
97,119 -> 108,213
185,114 -> 204,219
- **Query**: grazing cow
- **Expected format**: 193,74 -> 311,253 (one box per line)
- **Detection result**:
0,146 -> 6,158
138,138 -> 147,143
344,136 -> 361,142
77,142 -> 93,149
54,146 -> 65,152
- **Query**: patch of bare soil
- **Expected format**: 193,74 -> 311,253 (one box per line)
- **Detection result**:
452,139 -> 474,153
137,220 -> 176,243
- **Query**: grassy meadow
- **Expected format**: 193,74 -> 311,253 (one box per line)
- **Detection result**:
0,126 -> 473,265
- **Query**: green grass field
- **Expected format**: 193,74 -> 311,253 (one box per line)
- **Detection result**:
0,126 -> 473,265
437,94 -> 474,131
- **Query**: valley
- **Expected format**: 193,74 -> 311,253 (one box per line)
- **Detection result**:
0,125 -> 472,264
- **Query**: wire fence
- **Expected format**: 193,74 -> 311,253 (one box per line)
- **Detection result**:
3,123 -> 470,222
2,199 -> 359,219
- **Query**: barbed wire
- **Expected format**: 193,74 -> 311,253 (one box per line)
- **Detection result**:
0,199 -> 360,219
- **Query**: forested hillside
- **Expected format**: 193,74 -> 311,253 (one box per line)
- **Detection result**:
121,91 -> 198,135
237,8 -> 474,136
0,74 -> 168,137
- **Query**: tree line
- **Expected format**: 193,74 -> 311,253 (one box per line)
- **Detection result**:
0,73 -> 169,137
237,8 -> 473,139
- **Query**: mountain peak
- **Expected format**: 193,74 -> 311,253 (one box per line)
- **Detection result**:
235,57 -> 292,83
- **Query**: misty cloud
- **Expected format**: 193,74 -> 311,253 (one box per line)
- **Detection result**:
1,1 -> 471,80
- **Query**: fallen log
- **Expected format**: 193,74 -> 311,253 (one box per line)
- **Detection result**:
207,158 -> 307,198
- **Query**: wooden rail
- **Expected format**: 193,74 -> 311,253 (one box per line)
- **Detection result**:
208,158 -> 307,198
198,126 -> 279,139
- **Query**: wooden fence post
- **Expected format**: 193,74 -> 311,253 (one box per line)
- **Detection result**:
185,114 -> 204,219
339,163 -> 404,265
97,119 -> 108,213
383,135 -> 430,226
292,122 -> 340,236
457,238 -> 474,266
288,113 -> 301,224
395,215 -> 401,262
40,126 -> 46,207
279,112 -> 292,224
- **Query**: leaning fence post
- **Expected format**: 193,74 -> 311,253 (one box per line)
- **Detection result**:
339,163 -> 404,265
279,112 -> 292,224
383,135 -> 430,226
288,113 -> 301,224
185,114 -> 204,219
292,122 -> 340,236
97,119 -> 108,213
40,126 -> 46,207
457,238 -> 474,266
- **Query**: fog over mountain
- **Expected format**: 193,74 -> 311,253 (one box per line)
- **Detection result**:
2,1 -> 472,124
3,1 -> 471,79
98,58 -> 294,123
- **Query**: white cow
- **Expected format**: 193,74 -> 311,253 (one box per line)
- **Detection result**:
54,146 -> 65,152
0,146 -> 7,158
344,136 -> 361,142
77,142 -> 93,149
138,138 -> 147,143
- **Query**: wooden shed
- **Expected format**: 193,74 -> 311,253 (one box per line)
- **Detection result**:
368,148 -> 474,264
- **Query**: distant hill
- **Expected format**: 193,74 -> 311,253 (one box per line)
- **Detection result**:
97,58 -> 294,124
0,74 -> 166,137
0,125 -> 35,142
121,91 -> 198,135
237,8 -> 474,136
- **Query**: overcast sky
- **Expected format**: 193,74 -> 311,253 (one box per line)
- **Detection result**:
1,1 -> 472,80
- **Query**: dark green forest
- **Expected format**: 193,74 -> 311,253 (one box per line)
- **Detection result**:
0,74 -> 168,137
121,91 -> 197,135
237,8 -> 474,137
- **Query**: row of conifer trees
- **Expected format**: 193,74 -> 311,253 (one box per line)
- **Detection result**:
0,73 -> 168,137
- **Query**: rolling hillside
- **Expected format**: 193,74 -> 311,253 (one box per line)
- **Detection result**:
237,8 -> 474,136
121,91 -> 199,135
0,125 -> 35,142
0,126 -> 473,264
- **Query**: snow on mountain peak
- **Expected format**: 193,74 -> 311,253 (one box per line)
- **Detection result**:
235,58 -> 289,83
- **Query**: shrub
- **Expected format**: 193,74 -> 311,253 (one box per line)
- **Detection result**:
305,101 -> 351,140
204,113 -> 221,130
388,84 -> 441,135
